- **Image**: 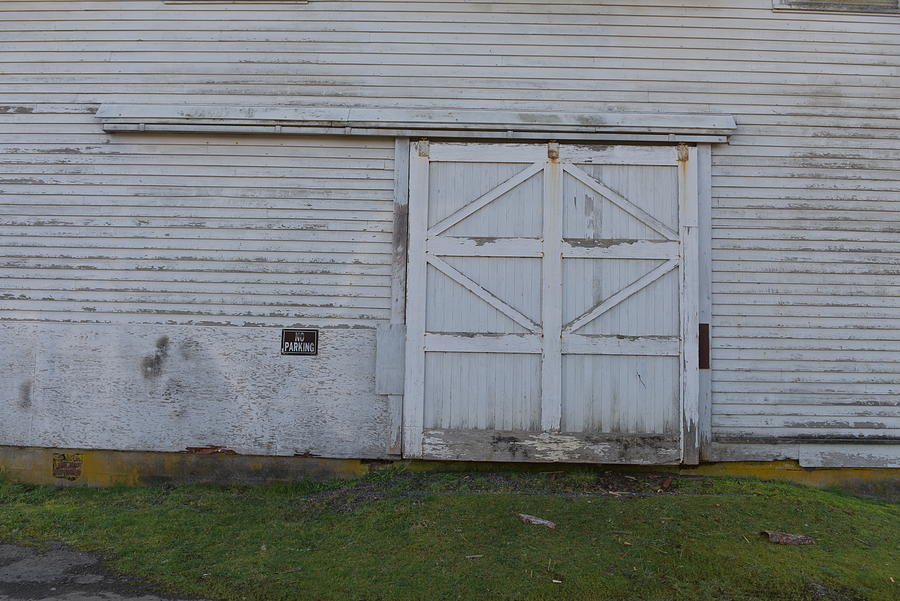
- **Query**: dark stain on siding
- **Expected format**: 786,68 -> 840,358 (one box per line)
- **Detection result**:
141,336 -> 170,379
18,380 -> 32,409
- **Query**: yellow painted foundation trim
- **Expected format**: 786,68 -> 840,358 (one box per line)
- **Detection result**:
680,460 -> 898,489
0,446 -> 896,490
402,459 -> 899,490
0,446 -> 370,487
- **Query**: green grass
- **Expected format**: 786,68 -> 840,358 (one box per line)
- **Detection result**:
0,469 -> 897,601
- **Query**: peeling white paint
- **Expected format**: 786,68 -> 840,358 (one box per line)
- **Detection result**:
515,432 -> 613,463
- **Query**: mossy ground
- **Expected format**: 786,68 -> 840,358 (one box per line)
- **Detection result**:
0,468 -> 897,601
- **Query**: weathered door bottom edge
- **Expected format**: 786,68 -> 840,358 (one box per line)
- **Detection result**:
420,429 -> 682,464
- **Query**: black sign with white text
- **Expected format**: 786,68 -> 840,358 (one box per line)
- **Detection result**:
281,329 -> 318,355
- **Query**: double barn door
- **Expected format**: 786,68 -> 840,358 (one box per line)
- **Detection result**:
404,142 -> 699,464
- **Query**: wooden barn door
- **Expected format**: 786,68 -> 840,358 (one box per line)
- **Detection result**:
403,141 -> 699,464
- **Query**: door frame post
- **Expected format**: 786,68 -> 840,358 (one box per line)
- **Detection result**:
696,143 -> 713,461
401,139 -> 430,458
679,143 -> 702,465
386,137 -> 410,455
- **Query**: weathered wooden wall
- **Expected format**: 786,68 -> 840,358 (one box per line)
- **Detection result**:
0,127 -> 396,455
1,0 -> 898,464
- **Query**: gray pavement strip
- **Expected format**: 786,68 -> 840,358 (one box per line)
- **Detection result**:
0,542 -> 212,601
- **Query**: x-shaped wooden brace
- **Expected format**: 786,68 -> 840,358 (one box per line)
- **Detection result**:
561,164 -> 679,333
424,160 -> 678,335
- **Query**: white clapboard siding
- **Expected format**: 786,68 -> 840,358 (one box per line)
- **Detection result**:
1,0 -> 898,462
0,131 -> 394,327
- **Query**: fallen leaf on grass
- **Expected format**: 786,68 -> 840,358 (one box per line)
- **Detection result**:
277,567 -> 303,575
621,541 -> 633,546
517,513 -> 556,528
760,530 -> 815,545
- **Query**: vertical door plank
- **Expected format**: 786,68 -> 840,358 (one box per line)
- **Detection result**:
541,145 -> 562,431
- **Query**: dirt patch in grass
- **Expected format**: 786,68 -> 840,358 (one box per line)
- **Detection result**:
292,470 -> 757,514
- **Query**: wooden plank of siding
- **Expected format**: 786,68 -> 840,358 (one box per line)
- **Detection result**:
798,445 -> 900,468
